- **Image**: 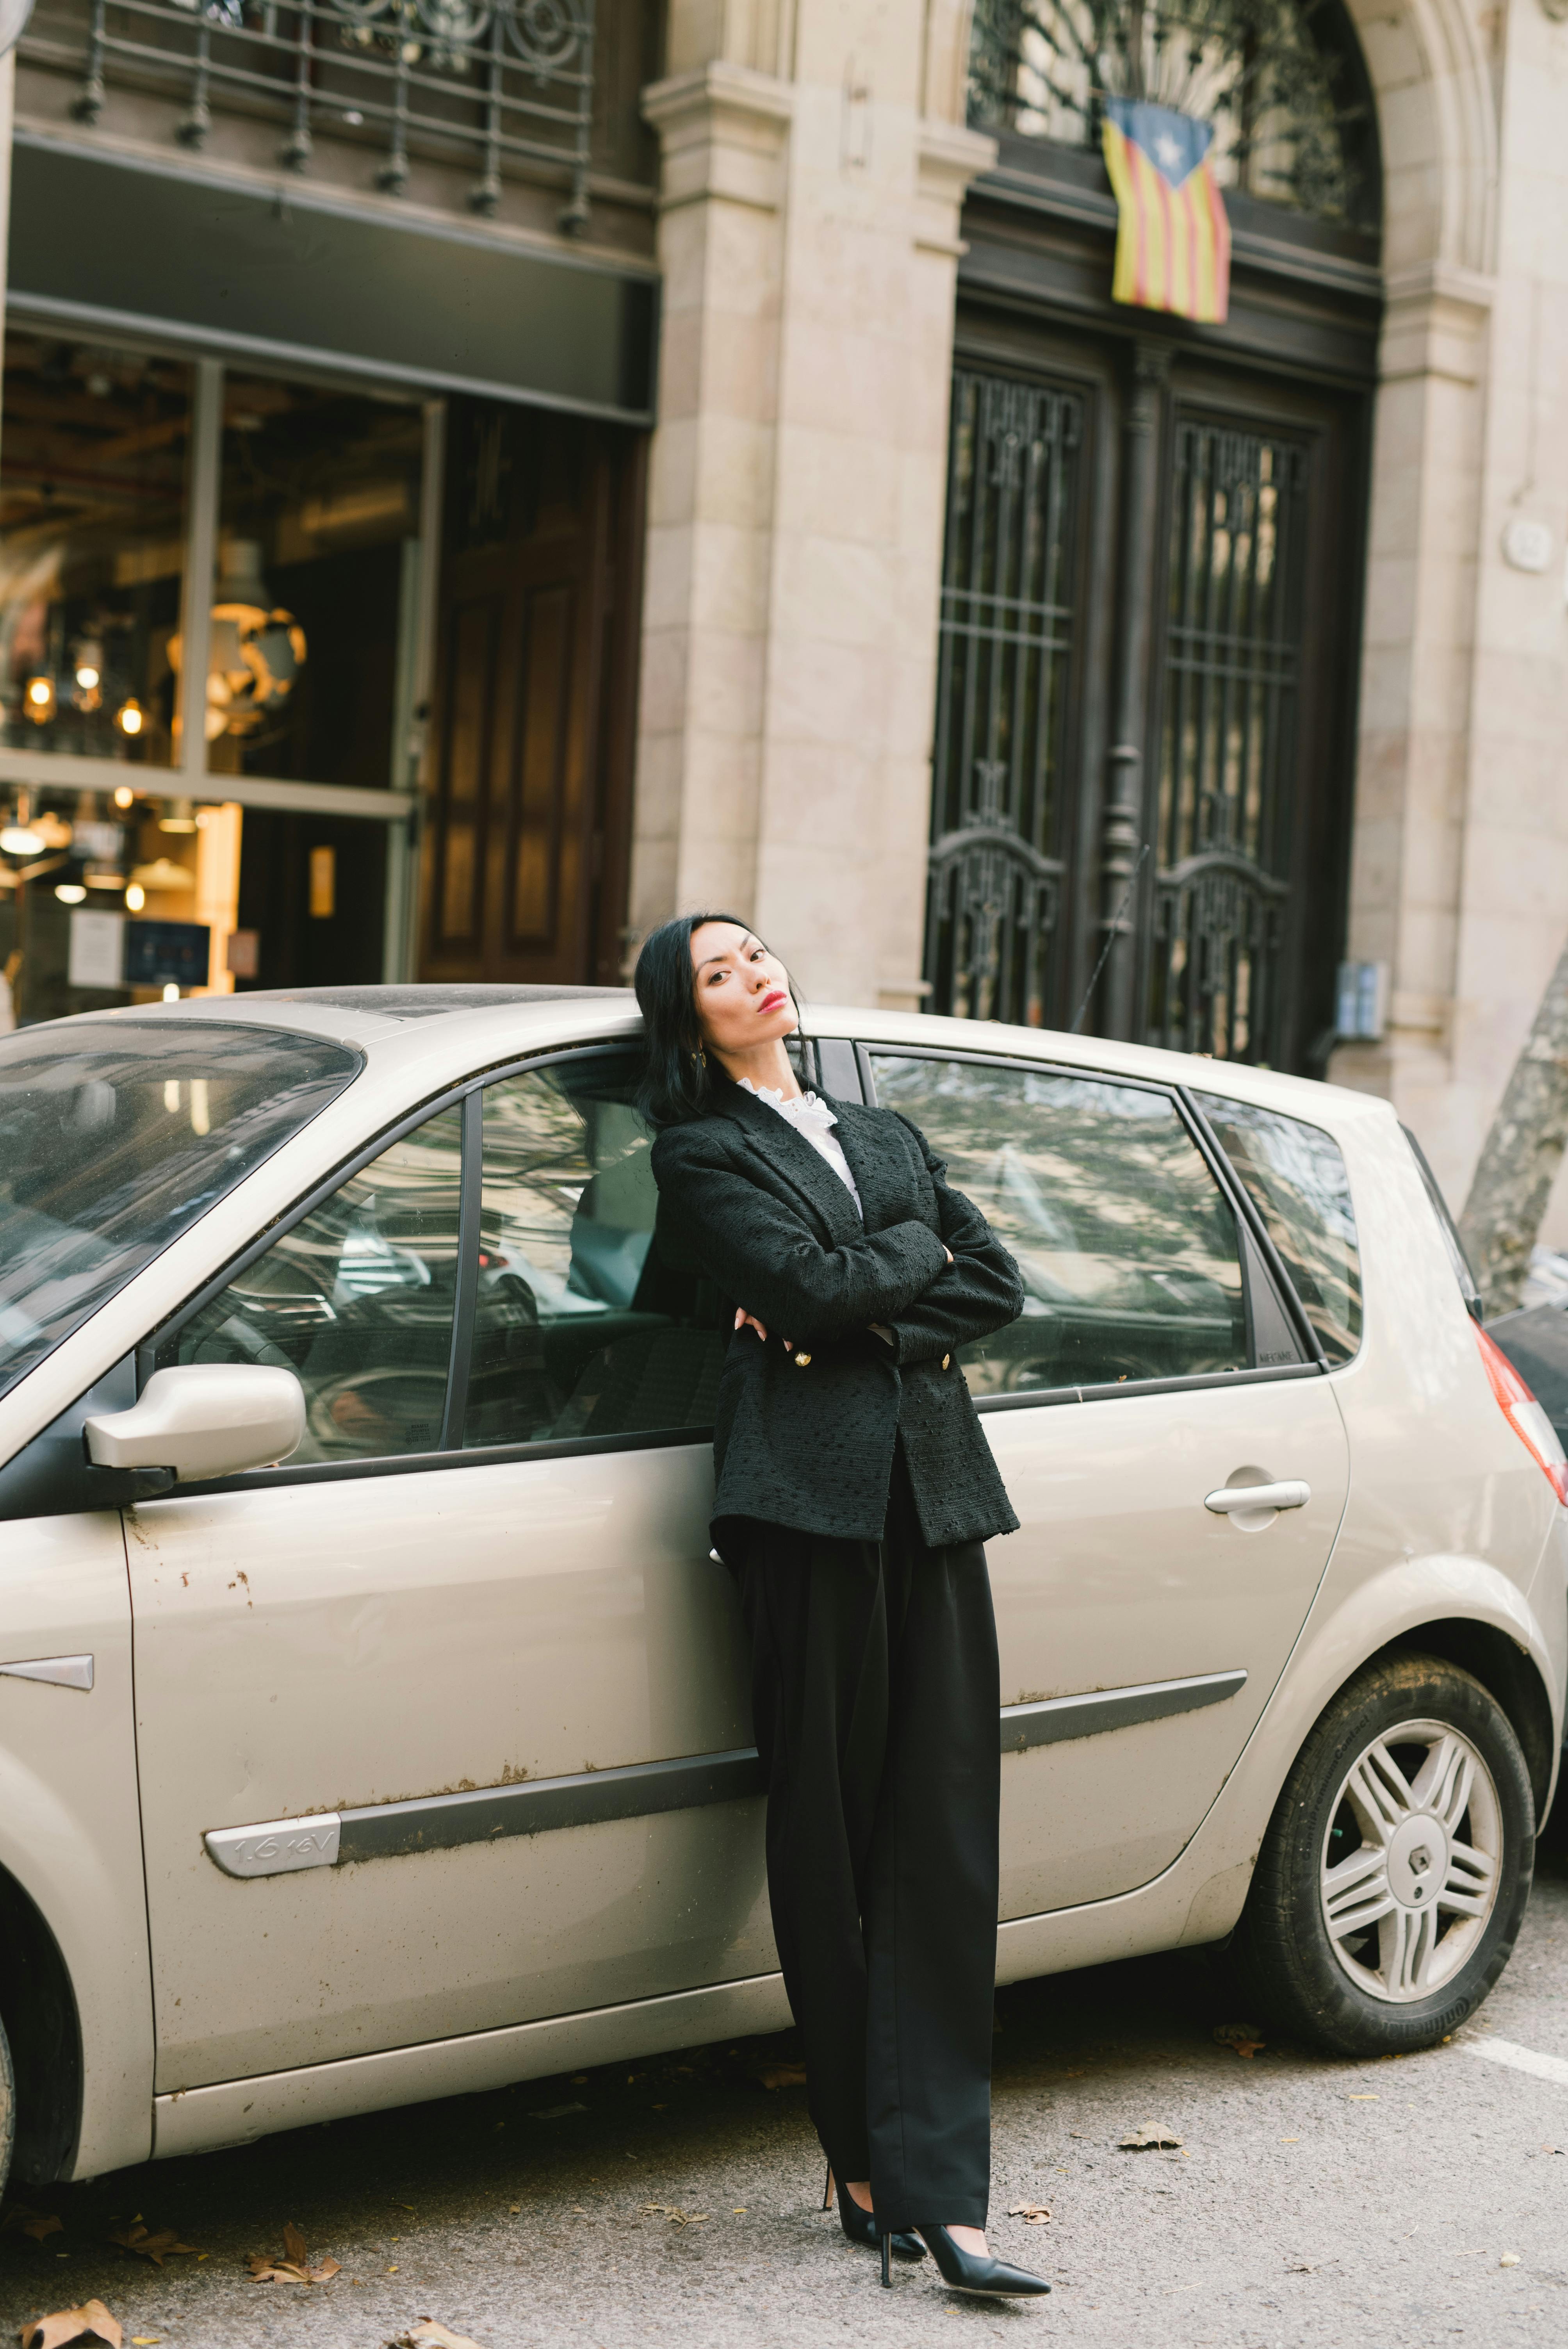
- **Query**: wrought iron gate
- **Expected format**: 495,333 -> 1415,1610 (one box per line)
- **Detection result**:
925,370 -> 1083,1026
926,366 -> 1317,1063
1145,421 -> 1307,1062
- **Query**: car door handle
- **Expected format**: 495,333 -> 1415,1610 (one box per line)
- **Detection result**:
1204,1480 -> 1311,1515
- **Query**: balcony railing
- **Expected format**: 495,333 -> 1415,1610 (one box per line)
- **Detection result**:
22,0 -> 597,230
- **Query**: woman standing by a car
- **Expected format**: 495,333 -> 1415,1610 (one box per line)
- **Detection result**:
635,912 -> 1048,2301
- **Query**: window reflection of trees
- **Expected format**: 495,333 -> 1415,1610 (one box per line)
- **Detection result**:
162,1107 -> 463,1460
1197,1094 -> 1360,1363
871,1053 -> 1247,1395
466,1059 -> 720,1450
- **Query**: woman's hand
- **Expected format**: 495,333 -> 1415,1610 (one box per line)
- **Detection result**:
735,1306 -> 794,1349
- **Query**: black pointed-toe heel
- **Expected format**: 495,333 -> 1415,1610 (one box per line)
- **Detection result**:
822,2164 -> 925,2264
916,2224 -> 1051,2298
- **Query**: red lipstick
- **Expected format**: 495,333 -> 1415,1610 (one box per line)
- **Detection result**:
759,988 -> 787,1014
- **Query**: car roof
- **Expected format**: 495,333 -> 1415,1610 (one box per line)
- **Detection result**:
227,984 -> 630,1021
20,984 -> 1394,1137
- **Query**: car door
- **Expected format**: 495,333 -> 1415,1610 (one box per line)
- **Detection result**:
861,1048 -> 1351,1917
127,1045 -> 767,2096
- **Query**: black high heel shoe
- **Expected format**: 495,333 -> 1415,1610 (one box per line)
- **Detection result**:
882,2224 -> 1049,2296
823,2164 -> 925,2262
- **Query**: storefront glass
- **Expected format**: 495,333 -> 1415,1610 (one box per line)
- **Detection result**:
0,335 -> 422,1028
0,334 -> 191,765
210,377 -> 425,789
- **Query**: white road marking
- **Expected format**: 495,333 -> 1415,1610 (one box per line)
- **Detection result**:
1462,2034 -> 1568,2086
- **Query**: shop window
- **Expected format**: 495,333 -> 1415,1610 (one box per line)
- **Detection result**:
0,333 -> 190,766
209,376 -> 425,790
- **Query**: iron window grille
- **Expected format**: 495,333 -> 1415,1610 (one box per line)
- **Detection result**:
1146,419 -> 1306,1065
926,371 -> 1083,1028
22,0 -> 597,230
966,0 -> 1376,229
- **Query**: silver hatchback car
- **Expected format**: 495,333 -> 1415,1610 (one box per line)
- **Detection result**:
1,985 -> 1563,2201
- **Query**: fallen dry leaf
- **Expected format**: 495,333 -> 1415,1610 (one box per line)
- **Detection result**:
637,2203 -> 709,2227
1213,2023 -> 1267,2059
105,2226 -> 196,2269
387,2324 -> 485,2349
1006,2203 -> 1052,2225
20,2301 -> 122,2349
245,2222 -> 340,2286
526,2103 -> 587,2121
753,2064 -> 807,2091
1119,2126 -> 1183,2151
2,2207 -> 64,2244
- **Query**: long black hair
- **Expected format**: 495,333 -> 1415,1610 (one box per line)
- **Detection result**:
634,910 -> 795,1127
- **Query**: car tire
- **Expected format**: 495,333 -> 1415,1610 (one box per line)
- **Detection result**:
0,2010 -> 13,2206
1234,1654 -> 1535,2057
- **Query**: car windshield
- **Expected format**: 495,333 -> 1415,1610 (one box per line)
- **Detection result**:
0,1019 -> 360,1404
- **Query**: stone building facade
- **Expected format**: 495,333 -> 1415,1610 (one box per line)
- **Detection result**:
1,0 -> 1566,1230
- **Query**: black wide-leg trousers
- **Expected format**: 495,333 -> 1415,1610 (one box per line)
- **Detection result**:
733,1449 -> 1001,2231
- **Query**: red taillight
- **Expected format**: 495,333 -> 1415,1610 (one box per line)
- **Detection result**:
1474,1322 -> 1568,1504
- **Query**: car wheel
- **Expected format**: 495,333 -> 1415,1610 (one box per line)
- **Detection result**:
1234,1654 -> 1535,2056
0,2010 -> 13,2205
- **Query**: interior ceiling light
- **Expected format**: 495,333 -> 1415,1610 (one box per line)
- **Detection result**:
169,539 -> 306,741
113,783 -> 136,808
23,675 -> 56,724
116,699 -> 146,738
125,883 -> 146,911
0,792 -> 46,858
159,797 -> 198,834
84,862 -> 127,891
55,882 -> 87,904
33,810 -> 75,851
130,857 -> 195,893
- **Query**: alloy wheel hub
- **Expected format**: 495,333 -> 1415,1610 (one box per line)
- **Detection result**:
1319,1718 -> 1502,2004
1386,1813 -> 1448,1909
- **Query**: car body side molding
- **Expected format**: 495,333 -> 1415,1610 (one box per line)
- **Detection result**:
202,1672 -> 1248,1878
1000,1669 -> 1247,1753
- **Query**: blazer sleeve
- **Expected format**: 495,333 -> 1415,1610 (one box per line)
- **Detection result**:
651,1122 -> 950,1342
871,1115 -> 1026,1368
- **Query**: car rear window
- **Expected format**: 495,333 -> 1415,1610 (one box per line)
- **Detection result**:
1195,1093 -> 1362,1364
0,1019 -> 359,1403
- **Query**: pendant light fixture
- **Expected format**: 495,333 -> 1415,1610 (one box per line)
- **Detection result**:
169,539 -> 307,741
0,791 -> 46,857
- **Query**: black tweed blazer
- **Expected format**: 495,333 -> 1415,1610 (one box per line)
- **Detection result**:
649,1083 -> 1024,1549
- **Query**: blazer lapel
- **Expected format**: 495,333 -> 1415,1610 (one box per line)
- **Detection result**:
827,1099 -> 915,1234
718,1083 -> 865,1242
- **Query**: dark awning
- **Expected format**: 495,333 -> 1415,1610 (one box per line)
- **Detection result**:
9,135 -> 658,424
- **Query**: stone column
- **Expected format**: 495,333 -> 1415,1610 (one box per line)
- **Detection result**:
1328,261 -> 1492,1170
631,1 -> 994,1007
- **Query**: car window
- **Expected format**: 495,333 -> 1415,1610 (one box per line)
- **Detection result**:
463,1052 -> 725,1449
868,1052 -> 1248,1396
1195,1093 -> 1361,1363
0,1019 -> 358,1405
151,1106 -> 463,1461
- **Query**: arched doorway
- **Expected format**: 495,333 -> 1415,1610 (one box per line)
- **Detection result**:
926,0 -> 1383,1073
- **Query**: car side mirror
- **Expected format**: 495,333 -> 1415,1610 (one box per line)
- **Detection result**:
84,1365 -> 306,1485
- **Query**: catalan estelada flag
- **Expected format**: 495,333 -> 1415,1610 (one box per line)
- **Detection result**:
1101,97 -> 1231,324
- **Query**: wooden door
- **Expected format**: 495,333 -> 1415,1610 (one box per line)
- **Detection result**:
420,401 -> 645,986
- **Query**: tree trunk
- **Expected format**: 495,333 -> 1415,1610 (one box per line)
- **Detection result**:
1458,936 -> 1568,1316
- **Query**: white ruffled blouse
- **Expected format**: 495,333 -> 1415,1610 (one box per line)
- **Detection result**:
738,1078 -> 863,1219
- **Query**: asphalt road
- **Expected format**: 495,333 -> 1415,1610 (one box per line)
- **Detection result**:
5,1827 -> 1567,2349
